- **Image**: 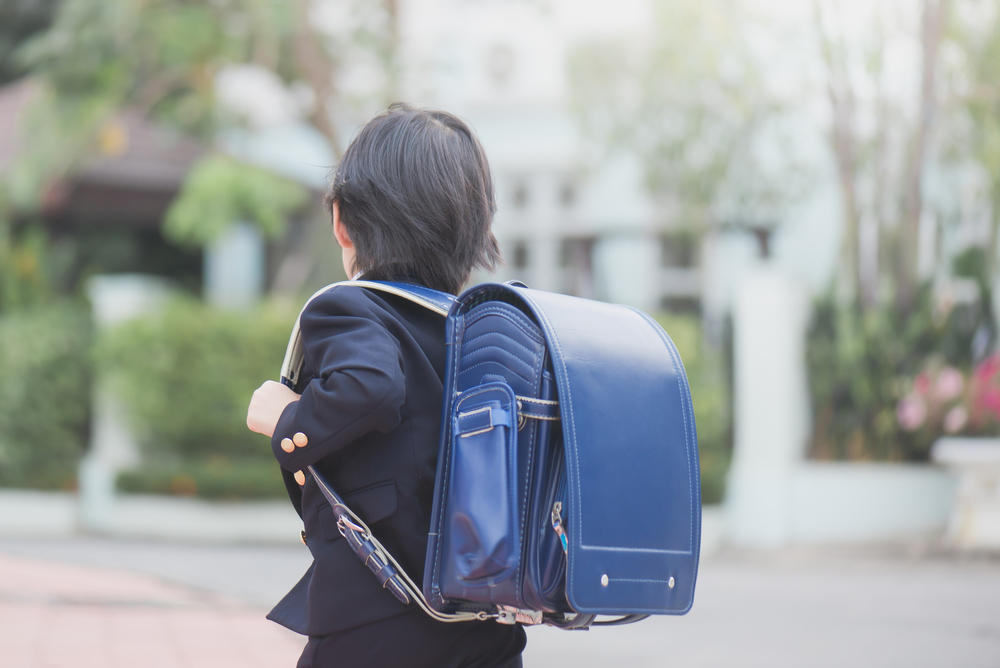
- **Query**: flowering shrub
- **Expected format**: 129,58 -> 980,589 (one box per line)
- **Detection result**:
807,280 -> 989,461
896,353 -> 1000,442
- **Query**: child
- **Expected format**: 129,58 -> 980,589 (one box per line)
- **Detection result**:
246,104 -> 526,668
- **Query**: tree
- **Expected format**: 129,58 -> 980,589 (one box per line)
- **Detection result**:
952,0 -> 1000,280
569,0 -> 809,240
6,0 -> 403,298
0,0 -> 59,85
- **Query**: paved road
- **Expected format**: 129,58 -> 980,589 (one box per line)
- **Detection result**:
1,537 -> 998,667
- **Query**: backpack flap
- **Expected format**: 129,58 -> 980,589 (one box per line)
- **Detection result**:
510,285 -> 701,616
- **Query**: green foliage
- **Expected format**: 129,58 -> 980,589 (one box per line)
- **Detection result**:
117,458 -> 285,500
164,155 -> 308,247
97,295 -> 294,461
0,304 -> 92,489
0,0 -> 58,84
8,0 -> 301,219
806,284 -> 988,461
654,313 -> 731,504
954,3 -> 1000,244
96,295 -> 297,497
18,0 -> 294,136
0,187 -> 52,313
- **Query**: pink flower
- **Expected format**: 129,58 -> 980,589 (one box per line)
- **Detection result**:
935,367 -> 965,402
982,388 -> 1000,419
914,372 -> 932,396
897,395 -> 927,431
975,353 -> 1000,383
944,406 -> 968,433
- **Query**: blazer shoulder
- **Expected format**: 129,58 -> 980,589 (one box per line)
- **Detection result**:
303,284 -> 382,319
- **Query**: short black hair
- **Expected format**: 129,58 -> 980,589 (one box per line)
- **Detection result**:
327,103 -> 502,295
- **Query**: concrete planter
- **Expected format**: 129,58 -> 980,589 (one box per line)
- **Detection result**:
726,461 -> 956,548
932,437 -> 1000,550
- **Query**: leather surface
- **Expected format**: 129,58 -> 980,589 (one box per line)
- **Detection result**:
511,287 -> 701,615
426,300 -> 553,611
425,284 -> 701,617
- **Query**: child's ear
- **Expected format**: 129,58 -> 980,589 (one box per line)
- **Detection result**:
332,202 -> 354,250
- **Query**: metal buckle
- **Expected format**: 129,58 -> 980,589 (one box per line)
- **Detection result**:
498,606 -> 543,625
337,514 -> 367,538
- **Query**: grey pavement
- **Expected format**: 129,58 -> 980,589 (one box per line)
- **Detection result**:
0,536 -> 312,608
1,537 -> 998,667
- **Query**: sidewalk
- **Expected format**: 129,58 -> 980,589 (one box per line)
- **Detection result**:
1,537 -> 999,667
0,552 -> 305,667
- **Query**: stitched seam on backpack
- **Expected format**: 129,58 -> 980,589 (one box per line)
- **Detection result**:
453,383 -> 519,588
514,336 -> 545,608
460,344 -> 535,368
460,344 -> 535,373
458,360 -> 532,385
432,326 -> 465,601
631,306 -> 698,608
526,299 -> 580,604
462,330 -> 539,358
466,307 -> 543,345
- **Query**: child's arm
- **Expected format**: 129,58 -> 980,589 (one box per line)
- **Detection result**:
257,288 -> 407,478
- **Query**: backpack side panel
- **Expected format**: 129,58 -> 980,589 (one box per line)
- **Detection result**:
514,287 -> 701,616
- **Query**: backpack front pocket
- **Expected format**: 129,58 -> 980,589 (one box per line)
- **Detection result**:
444,382 -> 520,586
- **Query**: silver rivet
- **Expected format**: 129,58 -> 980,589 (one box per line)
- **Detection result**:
601,574 -> 609,587
668,576 -> 675,589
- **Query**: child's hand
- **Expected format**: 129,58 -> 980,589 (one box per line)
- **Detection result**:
247,380 -> 301,437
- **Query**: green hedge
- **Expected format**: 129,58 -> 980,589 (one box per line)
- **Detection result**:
97,296 -> 297,498
9,296 -> 727,504
655,313 -> 731,504
117,458 -> 286,500
0,304 -> 92,489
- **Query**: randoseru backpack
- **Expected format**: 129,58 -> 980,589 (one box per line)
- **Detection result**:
279,280 -> 701,630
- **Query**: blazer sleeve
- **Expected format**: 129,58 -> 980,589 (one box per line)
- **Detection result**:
270,288 -> 406,471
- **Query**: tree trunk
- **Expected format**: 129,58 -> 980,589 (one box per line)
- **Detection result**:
898,0 -> 948,312
291,0 -> 342,158
814,0 -> 862,307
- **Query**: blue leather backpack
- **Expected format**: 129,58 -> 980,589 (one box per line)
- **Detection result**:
280,280 -> 701,630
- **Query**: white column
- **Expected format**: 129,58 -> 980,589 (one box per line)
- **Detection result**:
204,221 -> 264,308
80,275 -> 172,533
726,268 -> 810,547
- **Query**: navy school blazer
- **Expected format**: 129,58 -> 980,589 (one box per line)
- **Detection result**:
266,283 -> 447,636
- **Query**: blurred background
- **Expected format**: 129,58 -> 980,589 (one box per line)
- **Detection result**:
1,0 -> 999,666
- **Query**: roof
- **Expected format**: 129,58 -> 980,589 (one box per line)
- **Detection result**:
0,78 -> 204,193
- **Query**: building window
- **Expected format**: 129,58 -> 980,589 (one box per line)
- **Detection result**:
660,233 -> 697,268
559,236 -> 596,299
511,239 -> 529,269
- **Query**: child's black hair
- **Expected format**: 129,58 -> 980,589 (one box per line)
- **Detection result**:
327,103 -> 503,295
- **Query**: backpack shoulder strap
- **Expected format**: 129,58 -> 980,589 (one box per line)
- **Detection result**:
279,280 -> 455,388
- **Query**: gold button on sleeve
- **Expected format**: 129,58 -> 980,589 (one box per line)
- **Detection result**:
293,432 -> 308,448
294,470 -> 306,485
280,438 -> 295,453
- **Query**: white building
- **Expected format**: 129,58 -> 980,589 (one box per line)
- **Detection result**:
395,0 -> 702,313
